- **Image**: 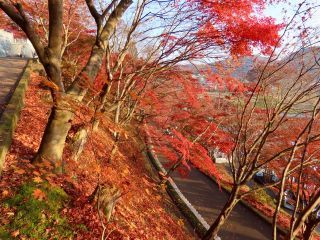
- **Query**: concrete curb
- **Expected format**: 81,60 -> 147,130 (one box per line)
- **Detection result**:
0,60 -> 31,173
144,126 -> 288,238
145,136 -> 210,238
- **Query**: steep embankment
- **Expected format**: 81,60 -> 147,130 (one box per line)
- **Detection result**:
0,71 -> 196,239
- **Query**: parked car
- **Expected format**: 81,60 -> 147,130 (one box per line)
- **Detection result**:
253,168 -> 279,185
282,189 -> 309,213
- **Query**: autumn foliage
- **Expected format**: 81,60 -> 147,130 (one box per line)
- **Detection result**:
3,0 -> 320,239
0,72 -> 195,239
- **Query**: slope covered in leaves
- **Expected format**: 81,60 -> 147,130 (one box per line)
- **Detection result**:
0,72 -> 196,240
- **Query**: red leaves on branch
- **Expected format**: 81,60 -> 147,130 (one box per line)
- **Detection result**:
140,69 -> 238,180
192,0 -> 283,56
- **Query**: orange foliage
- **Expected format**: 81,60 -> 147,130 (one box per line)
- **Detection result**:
0,73 -> 196,240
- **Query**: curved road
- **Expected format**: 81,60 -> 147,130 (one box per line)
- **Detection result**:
158,155 -> 275,239
0,58 -> 27,116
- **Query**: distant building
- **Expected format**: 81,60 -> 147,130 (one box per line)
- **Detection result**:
208,147 -> 229,164
0,29 -> 36,58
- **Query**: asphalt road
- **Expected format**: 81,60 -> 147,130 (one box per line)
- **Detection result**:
157,155 -> 275,239
171,168 -> 274,240
0,58 -> 27,116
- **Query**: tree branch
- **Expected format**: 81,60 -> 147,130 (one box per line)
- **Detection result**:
0,1 -> 45,60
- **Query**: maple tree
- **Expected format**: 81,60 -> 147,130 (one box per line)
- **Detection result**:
0,0 -> 132,165
0,0 -> 282,168
133,2 -> 320,239
0,72 -> 196,240
140,67 -> 235,180
200,10 -> 320,239
193,0 -> 282,56
3,0 -> 319,239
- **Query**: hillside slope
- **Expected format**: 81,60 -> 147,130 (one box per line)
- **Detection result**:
0,72 -> 196,240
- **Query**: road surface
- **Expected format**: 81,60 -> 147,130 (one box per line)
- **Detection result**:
0,58 -> 27,116
158,154 -> 275,239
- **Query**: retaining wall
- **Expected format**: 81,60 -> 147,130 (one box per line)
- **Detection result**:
0,60 -> 31,173
146,136 -> 210,238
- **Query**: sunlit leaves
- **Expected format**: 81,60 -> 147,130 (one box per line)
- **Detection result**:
33,188 -> 46,201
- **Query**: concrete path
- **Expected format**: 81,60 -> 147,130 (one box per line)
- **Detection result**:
0,58 -> 27,116
158,155 -> 274,239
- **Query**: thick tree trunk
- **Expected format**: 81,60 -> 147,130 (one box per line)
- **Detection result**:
33,0 -> 66,166
0,0 -> 132,167
67,46 -> 105,99
33,100 -> 73,167
35,0 -> 133,165
37,43 -> 105,164
202,186 -> 240,240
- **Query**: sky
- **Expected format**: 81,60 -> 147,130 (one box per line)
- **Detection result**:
264,0 -> 320,27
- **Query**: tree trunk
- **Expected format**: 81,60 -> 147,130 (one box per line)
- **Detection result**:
202,186 -> 240,240
90,183 -> 122,221
36,43 -> 105,164
71,125 -> 89,161
33,99 -> 73,168
165,157 -> 183,177
300,216 -> 319,240
303,223 -> 315,240
108,132 -> 120,163
34,0 -> 133,165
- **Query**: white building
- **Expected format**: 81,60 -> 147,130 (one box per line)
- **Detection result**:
0,29 -> 35,58
208,147 -> 229,164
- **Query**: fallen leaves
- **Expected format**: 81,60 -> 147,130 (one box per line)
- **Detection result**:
0,74 -> 195,240
33,176 -> 43,183
2,189 -> 9,197
33,188 -> 46,201
11,230 -> 20,237
6,212 -> 15,217
145,188 -> 151,196
15,168 -> 26,175
32,170 -> 41,176
177,219 -> 185,227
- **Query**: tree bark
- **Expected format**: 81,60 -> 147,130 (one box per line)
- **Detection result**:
71,125 -> 90,161
0,0 -> 133,166
302,216 -> 320,240
202,186 -> 240,240
33,98 -> 73,167
303,222 -> 316,240
165,157 -> 183,177
33,0 -> 67,165
108,132 -> 120,163
35,0 -> 133,164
